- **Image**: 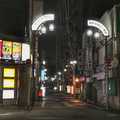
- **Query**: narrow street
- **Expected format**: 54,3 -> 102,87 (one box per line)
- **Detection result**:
0,92 -> 120,120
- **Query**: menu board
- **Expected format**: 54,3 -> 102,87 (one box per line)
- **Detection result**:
3,79 -> 15,88
3,68 -> 15,77
0,40 -> 2,59
3,90 -> 14,99
12,42 -> 21,60
2,41 -> 12,60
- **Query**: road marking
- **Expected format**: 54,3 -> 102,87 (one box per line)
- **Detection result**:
41,101 -> 45,107
62,102 -> 74,107
29,117 -> 65,119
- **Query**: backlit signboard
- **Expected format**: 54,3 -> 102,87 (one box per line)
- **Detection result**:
2,41 -> 12,60
67,85 -> 71,93
22,43 -> 30,61
70,86 -> 73,95
12,42 -> 21,60
41,70 -> 45,80
3,68 -> 15,77
0,40 -> 2,59
3,90 -> 14,99
3,79 -> 15,88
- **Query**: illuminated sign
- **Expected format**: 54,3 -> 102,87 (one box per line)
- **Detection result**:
41,70 -> 45,80
87,20 -> 109,37
67,86 -> 71,93
22,43 -> 30,61
32,14 -> 54,30
70,86 -> 73,95
12,42 -> 21,60
2,41 -> 12,60
0,40 -> 2,59
4,68 -> 15,77
3,90 -> 14,99
3,79 -> 15,88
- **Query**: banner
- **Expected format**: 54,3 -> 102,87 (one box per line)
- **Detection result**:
86,43 -> 92,70
12,42 -> 21,60
2,41 -> 12,60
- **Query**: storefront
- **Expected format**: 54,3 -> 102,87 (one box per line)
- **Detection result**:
0,40 -> 31,106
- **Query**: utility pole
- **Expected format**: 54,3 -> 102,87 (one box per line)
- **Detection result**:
105,37 -> 108,109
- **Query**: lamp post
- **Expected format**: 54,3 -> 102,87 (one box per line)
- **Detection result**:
70,60 -> 77,95
87,20 -> 109,109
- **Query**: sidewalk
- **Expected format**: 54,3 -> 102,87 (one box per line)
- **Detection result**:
0,104 -> 26,114
62,92 -> 120,112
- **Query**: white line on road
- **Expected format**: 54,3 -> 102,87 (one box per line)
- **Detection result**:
41,101 -> 45,107
29,117 -> 65,119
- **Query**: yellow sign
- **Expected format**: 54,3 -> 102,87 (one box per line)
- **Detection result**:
4,68 -> 15,77
12,42 -> 21,60
2,41 -> 12,59
3,79 -> 15,88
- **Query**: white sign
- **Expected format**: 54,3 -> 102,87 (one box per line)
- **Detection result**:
3,90 -> 14,99
87,20 -> 109,37
32,14 -> 54,30
22,43 -> 30,61
86,43 -> 92,70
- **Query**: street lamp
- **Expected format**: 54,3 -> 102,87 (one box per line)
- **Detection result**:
58,72 -> 61,75
43,60 -> 46,65
87,20 -> 109,109
70,60 -> 77,95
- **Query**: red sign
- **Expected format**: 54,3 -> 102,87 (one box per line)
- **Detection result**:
26,59 -> 31,65
106,58 -> 111,64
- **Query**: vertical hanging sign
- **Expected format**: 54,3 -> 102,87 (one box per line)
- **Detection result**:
82,49 -> 86,66
86,43 -> 92,70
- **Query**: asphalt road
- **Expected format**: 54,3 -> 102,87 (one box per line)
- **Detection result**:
0,92 -> 120,120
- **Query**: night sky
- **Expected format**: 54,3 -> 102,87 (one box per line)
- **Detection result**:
38,0 -> 60,65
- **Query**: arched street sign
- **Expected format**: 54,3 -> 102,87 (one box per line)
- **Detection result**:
32,14 -> 54,31
87,20 -> 109,37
